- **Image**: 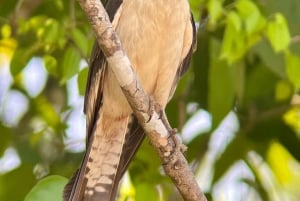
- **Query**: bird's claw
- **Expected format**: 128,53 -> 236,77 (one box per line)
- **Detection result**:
146,97 -> 187,153
168,129 -> 187,153
146,96 -> 163,123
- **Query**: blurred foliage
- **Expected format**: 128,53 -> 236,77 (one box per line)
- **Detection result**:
24,175 -> 68,201
0,0 -> 300,201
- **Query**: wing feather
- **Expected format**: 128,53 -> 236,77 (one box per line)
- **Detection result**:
169,13 -> 197,100
63,1 -> 124,201
84,0 -> 123,143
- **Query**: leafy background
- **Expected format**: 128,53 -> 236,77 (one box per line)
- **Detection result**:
0,0 -> 300,200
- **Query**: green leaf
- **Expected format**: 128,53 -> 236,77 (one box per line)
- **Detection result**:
244,64 -> 279,108
0,165 -> 36,201
263,0 -> 300,35
209,39 -> 236,127
43,54 -> 58,76
1,24 -> 12,38
24,175 -> 68,201
285,51 -> 300,90
265,13 -> 291,52
43,19 -> 61,45
10,48 -> 31,76
236,0 -> 263,35
206,0 -> 223,29
220,11 -> 245,63
275,80 -> 293,101
60,47 -> 81,83
71,28 -> 89,57
251,41 -> 286,78
278,120 -> 300,162
77,67 -> 88,96
267,142 -> 296,184
191,31 -> 210,108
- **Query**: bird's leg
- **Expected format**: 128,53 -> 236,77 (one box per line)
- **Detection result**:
147,97 -> 187,153
146,96 -> 162,122
171,132 -> 188,153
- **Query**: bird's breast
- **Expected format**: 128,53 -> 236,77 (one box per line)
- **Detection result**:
101,0 -> 192,118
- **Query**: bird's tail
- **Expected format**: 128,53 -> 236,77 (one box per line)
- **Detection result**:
63,115 -> 131,201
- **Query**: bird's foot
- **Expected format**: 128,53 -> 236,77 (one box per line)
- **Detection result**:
147,96 -> 163,123
146,97 -> 187,153
168,129 -> 187,153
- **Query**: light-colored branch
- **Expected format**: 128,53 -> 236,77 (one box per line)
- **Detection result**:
77,0 -> 207,201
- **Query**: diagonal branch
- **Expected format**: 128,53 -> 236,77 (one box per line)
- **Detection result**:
77,0 -> 207,201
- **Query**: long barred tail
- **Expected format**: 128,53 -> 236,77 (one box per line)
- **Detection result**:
64,115 -> 130,201
63,115 -> 145,201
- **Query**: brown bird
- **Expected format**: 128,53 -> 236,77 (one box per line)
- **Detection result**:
63,0 -> 196,200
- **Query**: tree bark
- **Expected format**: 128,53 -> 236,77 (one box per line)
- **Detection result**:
77,0 -> 207,201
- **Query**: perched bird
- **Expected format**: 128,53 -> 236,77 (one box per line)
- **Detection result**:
63,0 -> 196,200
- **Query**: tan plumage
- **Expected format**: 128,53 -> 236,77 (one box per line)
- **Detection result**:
63,0 -> 196,200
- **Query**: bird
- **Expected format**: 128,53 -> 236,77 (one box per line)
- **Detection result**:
63,0 -> 196,200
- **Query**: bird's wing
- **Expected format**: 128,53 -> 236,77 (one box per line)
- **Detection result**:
63,1 -> 125,201
83,0 -> 124,143
168,13 -> 197,101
